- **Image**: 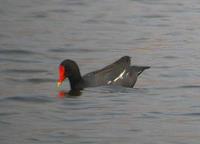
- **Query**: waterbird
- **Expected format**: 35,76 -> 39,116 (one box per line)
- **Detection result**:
57,56 -> 150,91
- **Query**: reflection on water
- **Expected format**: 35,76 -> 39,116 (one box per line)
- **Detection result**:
1,0 -> 200,143
58,90 -> 82,98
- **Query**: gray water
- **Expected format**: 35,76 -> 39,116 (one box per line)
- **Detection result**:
1,0 -> 200,143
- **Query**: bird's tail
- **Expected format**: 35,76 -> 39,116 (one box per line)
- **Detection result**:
131,66 -> 150,76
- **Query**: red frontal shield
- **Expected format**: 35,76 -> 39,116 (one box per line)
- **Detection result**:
57,65 -> 66,87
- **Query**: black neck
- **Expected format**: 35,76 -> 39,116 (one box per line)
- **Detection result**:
61,59 -> 84,91
69,75 -> 84,90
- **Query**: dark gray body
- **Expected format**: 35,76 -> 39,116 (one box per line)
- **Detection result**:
61,56 -> 150,90
82,56 -> 150,88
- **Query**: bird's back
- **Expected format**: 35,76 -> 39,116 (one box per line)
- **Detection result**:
82,56 -> 131,87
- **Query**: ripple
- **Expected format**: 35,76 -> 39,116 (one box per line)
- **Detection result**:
191,105 -> 200,108
29,11 -> 48,18
26,78 -> 55,83
154,66 -> 172,69
128,129 -> 141,132
138,114 -> 158,119
63,117 -> 93,122
180,113 -> 200,117
163,56 -> 179,59
4,96 -> 52,103
49,48 -> 104,53
0,112 -> 19,116
0,58 -> 41,63
148,111 -> 200,117
7,77 -> 55,83
87,86 -> 140,94
160,74 -> 175,78
142,14 -> 168,19
0,49 -> 37,55
178,85 -> 200,89
104,112 -> 128,116
148,111 -> 163,115
27,138 -> 41,142
0,120 -> 10,125
3,69 -> 48,74
49,9 -> 71,13
84,19 -> 127,25
64,1 -> 86,6
0,34 -> 10,39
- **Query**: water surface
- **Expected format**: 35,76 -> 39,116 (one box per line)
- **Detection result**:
1,0 -> 200,143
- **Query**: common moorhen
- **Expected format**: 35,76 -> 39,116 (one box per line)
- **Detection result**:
57,56 -> 150,90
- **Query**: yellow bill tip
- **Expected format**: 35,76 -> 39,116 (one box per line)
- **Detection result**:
57,82 -> 62,87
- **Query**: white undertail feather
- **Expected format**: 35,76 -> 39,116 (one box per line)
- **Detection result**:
107,81 -> 112,84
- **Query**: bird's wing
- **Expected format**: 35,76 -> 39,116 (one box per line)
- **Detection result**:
83,56 -> 131,85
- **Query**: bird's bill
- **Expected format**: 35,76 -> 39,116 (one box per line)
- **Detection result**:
57,81 -> 62,87
57,65 -> 66,88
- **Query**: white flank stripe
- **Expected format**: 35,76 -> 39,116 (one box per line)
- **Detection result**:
107,81 -> 112,84
113,70 -> 126,82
